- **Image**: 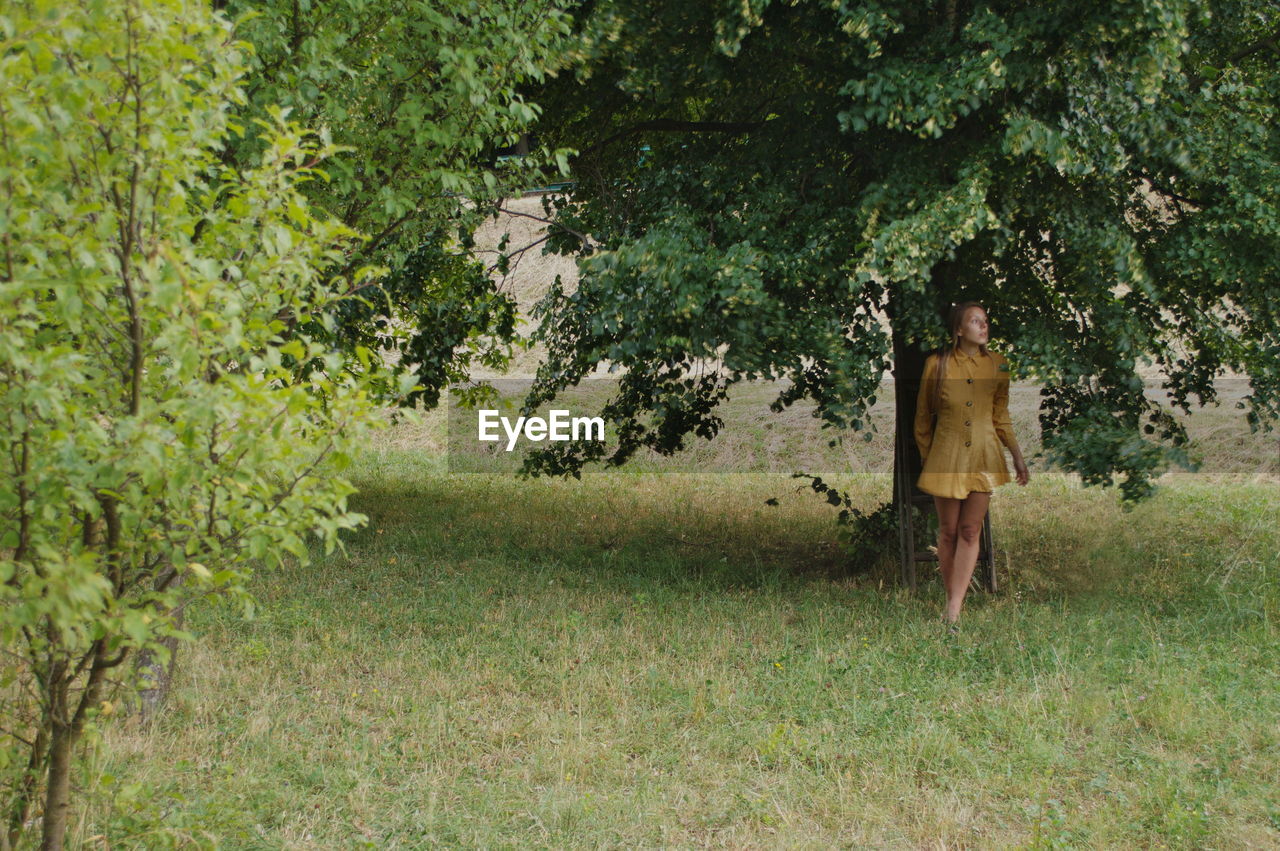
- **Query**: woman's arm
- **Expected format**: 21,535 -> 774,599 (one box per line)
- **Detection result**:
913,355 -> 937,463
993,360 -> 1029,484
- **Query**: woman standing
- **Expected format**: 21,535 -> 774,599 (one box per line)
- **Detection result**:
914,302 -> 1029,631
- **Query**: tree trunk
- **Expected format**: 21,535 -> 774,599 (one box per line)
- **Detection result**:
887,296 -> 929,517
136,570 -> 185,722
136,605 -> 183,723
39,722 -> 73,851
887,264 -> 957,588
5,723 -> 48,850
890,263 -> 964,504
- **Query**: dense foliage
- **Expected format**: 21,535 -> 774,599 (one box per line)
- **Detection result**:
523,0 -> 1280,501
0,0 -> 386,844
224,0 -> 578,403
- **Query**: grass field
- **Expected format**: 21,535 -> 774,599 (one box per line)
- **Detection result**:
74,425 -> 1280,847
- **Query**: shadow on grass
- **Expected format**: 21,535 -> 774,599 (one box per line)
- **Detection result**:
339,469 -> 867,594
317,450 -> 1279,623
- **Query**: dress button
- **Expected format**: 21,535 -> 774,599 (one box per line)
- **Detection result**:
966,401 -> 972,407
965,421 -> 971,426
965,441 -> 971,447
967,378 -> 973,384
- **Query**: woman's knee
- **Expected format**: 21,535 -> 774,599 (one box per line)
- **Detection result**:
937,525 -> 958,547
957,521 -> 982,544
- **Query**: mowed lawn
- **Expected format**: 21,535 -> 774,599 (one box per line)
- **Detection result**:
79,449 -> 1279,848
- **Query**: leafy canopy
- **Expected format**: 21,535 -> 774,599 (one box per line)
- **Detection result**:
225,0 -> 578,405
524,0 -> 1279,501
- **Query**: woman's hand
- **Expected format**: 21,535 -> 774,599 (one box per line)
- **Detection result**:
1014,458 -> 1030,486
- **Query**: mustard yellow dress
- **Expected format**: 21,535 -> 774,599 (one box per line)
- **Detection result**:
913,348 -> 1021,499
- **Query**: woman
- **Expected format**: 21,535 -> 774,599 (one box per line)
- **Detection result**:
914,301 -> 1029,632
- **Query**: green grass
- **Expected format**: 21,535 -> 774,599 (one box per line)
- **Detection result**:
73,447 -> 1280,848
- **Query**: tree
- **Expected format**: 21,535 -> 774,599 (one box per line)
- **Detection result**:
0,0 -> 386,846
222,0 -> 579,405
519,0 -> 1280,506
122,0 -> 579,719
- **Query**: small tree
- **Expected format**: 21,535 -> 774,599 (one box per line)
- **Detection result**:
0,0 -> 386,846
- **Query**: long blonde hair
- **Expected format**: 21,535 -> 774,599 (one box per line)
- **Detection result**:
932,301 -> 989,413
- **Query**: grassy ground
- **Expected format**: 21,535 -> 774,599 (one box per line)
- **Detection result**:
74,443 -> 1279,847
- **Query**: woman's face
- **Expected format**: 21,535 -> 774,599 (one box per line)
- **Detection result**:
957,307 -> 989,347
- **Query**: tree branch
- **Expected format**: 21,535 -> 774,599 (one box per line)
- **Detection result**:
493,204 -> 591,247
1187,24 -> 1280,89
575,118 -> 769,161
335,208 -> 417,283
1137,171 -> 1212,211
486,233 -> 551,276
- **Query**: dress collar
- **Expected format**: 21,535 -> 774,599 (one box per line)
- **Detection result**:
954,346 -> 985,362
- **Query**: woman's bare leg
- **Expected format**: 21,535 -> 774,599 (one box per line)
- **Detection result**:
932,496 -> 960,611
945,491 -> 991,622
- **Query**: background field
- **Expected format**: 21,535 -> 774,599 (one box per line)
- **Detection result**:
436,376 -> 1277,479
